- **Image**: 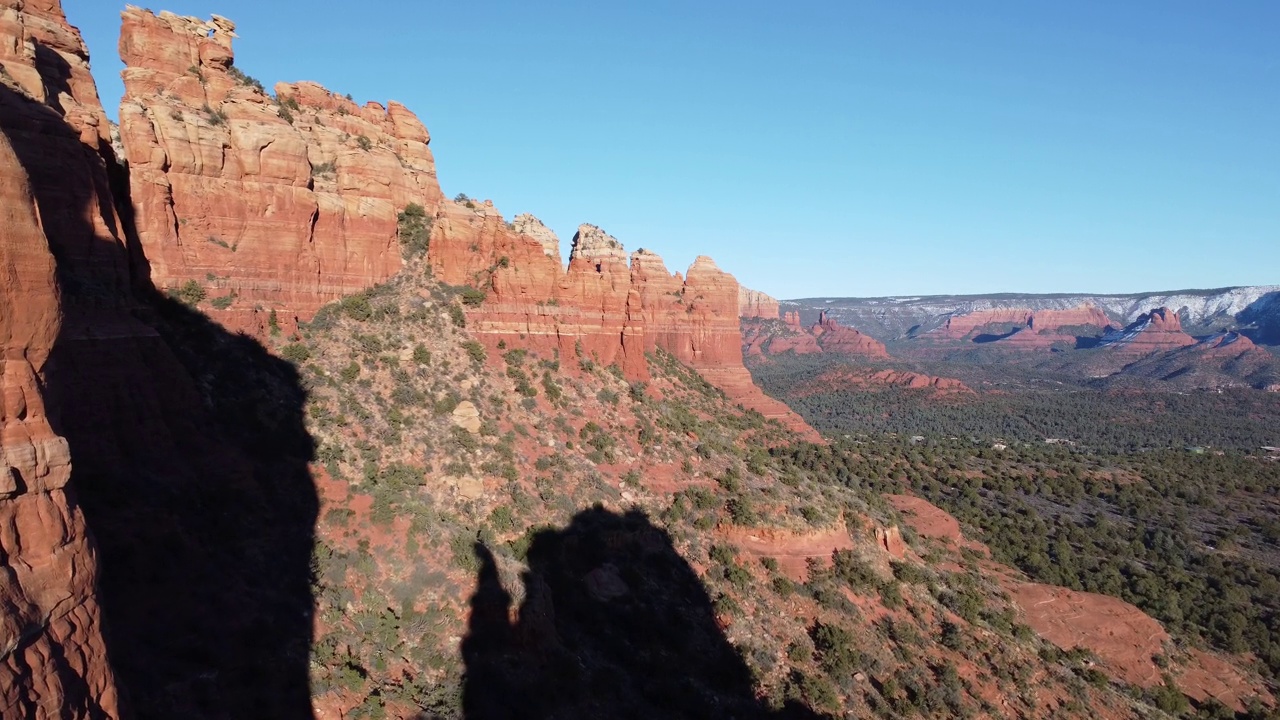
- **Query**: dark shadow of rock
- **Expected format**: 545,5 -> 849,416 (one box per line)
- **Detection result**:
1,67 -> 317,719
460,507 -> 822,720
1240,291 -> 1280,346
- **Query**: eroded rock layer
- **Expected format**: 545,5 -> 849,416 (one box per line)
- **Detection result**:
118,7 -> 443,333
428,207 -> 818,437
738,286 -> 779,320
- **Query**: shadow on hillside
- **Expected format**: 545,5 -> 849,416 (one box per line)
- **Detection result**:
457,507 -> 822,720
1240,291 -> 1280,346
1,74 -> 317,719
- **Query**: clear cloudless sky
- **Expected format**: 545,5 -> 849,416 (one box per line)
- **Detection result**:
65,0 -> 1278,299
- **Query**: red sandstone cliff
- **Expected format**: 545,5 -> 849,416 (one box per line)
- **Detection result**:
0,1 -> 122,714
118,8 -> 443,334
427,205 -> 817,436
811,311 -> 890,358
738,287 -> 780,320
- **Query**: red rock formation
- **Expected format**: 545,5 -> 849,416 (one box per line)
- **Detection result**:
782,311 -> 801,328
1010,582 -> 1170,688
766,334 -> 823,355
0,2 -> 123,714
1029,305 -> 1112,331
720,522 -> 856,581
792,367 -> 972,396
0,125 -> 120,720
811,311 -> 890,358
738,287 -> 779,320
925,305 -> 1112,347
118,8 -> 443,333
429,205 -> 820,438
875,525 -> 906,558
1099,307 -> 1196,354
932,308 -> 1033,340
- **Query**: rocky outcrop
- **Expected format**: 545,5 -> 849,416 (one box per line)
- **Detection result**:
0,2 -> 124,714
1098,307 -> 1196,354
738,287 -> 779,320
932,308 -> 1034,340
512,213 -> 560,260
428,205 -> 820,437
118,8 -> 443,333
811,311 -> 890,358
1102,331 -> 1280,391
720,522 -> 856,581
740,311 -> 888,359
1010,582 -> 1171,688
791,367 -> 972,396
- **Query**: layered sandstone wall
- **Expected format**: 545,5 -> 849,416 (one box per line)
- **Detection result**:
0,1 -> 122,714
117,7 -> 443,333
738,286 -> 779,320
429,206 -> 818,436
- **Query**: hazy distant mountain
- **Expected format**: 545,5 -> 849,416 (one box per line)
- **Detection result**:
786,285 -> 1280,343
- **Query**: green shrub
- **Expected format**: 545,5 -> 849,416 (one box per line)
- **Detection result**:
341,293 -> 374,321
463,341 -> 487,364
460,287 -> 486,306
281,343 -> 311,364
397,203 -> 432,259
448,304 -> 466,327
356,134 -> 372,151
175,279 -> 206,306
203,103 -> 228,126
339,362 -> 361,383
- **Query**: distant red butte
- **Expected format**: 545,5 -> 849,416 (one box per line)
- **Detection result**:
739,309 -> 890,360
1098,307 -> 1197,354
923,305 -> 1112,347
791,367 -> 972,397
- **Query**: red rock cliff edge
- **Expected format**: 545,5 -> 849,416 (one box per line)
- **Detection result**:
118,7 -> 443,334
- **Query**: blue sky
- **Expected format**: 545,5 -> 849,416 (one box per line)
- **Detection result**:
66,1 -> 1277,299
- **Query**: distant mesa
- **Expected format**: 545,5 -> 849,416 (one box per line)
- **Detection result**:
920,304 -> 1113,348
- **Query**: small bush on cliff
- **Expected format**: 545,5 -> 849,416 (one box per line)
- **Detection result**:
356,135 -> 373,151
463,341 -> 486,364
227,65 -> 265,93
175,280 -> 206,306
203,103 -> 229,126
448,304 -> 466,328
460,287 -> 487,306
397,203 -> 431,259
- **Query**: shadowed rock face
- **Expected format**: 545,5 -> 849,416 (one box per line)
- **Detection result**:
2,3 -> 319,717
0,107 -> 120,720
461,508 -> 822,720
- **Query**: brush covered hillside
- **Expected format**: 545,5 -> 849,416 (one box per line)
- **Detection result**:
274,268 -> 1150,719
